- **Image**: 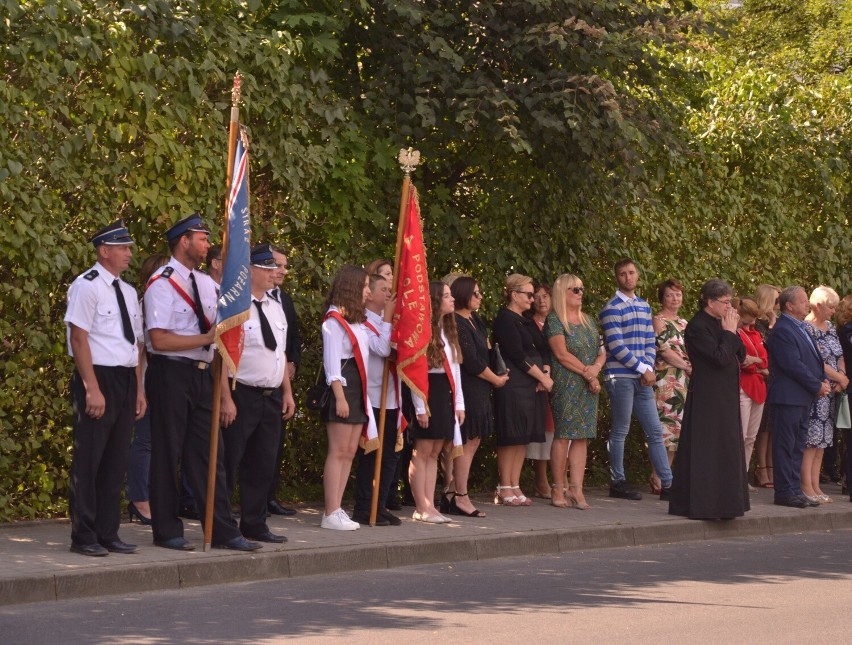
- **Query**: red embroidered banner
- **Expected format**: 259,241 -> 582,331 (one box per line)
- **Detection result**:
391,184 -> 431,409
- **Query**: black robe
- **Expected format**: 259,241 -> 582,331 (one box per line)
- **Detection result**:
669,309 -> 750,519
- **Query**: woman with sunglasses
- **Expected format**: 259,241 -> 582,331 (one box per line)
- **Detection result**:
545,274 -> 604,509
492,274 -> 553,505
443,277 -> 509,517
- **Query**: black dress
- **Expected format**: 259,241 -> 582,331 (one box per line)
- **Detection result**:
455,312 -> 494,441
669,309 -> 750,519
492,308 -> 547,447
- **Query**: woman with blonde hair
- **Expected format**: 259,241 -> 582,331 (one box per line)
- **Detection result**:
320,265 -> 373,530
736,298 -> 769,483
408,281 -> 465,523
752,283 -> 781,488
492,273 -> 553,505
544,274 -> 604,509
802,286 -> 848,503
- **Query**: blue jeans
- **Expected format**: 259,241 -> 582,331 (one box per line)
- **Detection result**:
605,377 -> 672,486
126,411 -> 151,502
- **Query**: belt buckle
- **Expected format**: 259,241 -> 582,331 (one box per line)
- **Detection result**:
196,361 -> 208,370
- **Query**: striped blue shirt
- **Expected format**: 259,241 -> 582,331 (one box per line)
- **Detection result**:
599,291 -> 656,378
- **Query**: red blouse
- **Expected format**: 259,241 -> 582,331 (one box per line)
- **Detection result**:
739,326 -> 768,403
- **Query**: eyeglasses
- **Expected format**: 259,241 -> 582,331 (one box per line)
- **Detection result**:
515,290 -> 535,299
473,291 -> 482,298
714,298 -> 733,306
569,287 -> 584,294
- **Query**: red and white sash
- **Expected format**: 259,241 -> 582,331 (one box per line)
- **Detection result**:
325,310 -> 378,452
146,270 -> 212,330
442,344 -> 464,459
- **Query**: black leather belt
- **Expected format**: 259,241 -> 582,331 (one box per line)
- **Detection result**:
235,381 -> 279,396
154,355 -> 211,370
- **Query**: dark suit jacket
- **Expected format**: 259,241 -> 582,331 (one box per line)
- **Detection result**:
269,287 -> 301,370
765,314 -> 825,407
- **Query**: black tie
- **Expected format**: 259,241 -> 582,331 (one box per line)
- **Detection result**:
189,272 -> 210,350
254,300 -> 277,351
112,279 -> 135,345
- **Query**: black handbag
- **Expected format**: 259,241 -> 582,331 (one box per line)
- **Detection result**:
490,342 -> 508,376
305,365 -> 330,411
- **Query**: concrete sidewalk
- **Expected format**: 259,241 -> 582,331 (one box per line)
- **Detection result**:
2,483 -> 850,607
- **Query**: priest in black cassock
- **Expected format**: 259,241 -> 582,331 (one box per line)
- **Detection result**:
669,279 -> 750,520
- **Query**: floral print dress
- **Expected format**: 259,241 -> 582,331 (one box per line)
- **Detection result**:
654,316 -> 689,450
806,321 -> 843,448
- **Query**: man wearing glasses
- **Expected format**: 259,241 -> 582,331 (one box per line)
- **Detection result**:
599,258 -> 673,501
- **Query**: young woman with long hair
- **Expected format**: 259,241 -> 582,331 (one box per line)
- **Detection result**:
408,281 -> 465,523
320,265 -> 373,530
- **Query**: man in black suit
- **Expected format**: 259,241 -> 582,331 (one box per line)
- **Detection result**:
266,246 -> 302,516
766,286 -> 830,508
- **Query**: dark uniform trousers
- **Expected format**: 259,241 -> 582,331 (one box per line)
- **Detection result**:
146,355 -> 241,544
223,382 -> 282,537
69,365 -> 136,546
353,408 -> 400,516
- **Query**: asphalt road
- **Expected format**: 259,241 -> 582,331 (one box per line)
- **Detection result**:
2,530 -> 850,644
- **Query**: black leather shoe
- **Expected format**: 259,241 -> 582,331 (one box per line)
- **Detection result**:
385,497 -> 403,511
178,506 -> 200,520
609,481 -> 642,500
249,531 -> 287,544
213,536 -> 262,551
351,512 -> 390,527
99,540 -> 138,554
154,537 -> 195,551
659,486 -> 672,501
70,543 -> 109,557
267,500 -> 297,516
378,508 -> 402,526
774,496 -> 808,508
802,496 -> 820,507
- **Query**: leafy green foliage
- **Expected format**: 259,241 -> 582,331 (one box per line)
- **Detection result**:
1,0 -> 849,517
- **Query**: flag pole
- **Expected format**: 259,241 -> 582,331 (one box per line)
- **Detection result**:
369,148 -> 420,525
203,72 -> 242,552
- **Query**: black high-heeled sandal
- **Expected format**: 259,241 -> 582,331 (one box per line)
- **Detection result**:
449,493 -> 484,517
439,490 -> 454,514
127,502 -> 152,526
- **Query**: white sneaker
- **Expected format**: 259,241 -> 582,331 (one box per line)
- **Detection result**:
321,508 -> 360,531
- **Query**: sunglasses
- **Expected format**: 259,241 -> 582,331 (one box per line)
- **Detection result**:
569,287 -> 584,294
515,290 -> 535,299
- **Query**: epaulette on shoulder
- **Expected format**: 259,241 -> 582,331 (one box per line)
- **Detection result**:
84,269 -> 99,281
161,266 -> 174,278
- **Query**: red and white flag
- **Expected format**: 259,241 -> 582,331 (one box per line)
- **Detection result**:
391,184 -> 431,410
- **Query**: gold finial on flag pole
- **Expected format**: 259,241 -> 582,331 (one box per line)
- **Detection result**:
231,71 -> 242,107
398,147 -> 420,175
